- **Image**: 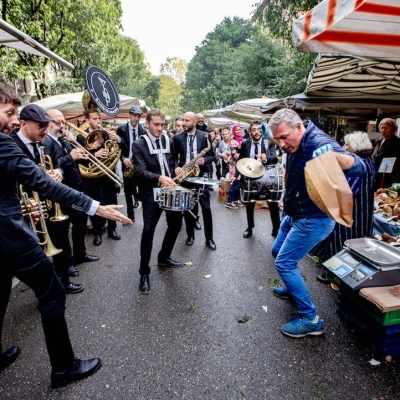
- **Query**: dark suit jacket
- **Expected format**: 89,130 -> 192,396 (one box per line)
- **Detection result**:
374,134 -> 400,187
0,133 -> 92,254
117,122 -> 145,167
234,138 -> 278,179
173,130 -> 214,176
132,134 -> 177,203
49,136 -> 87,193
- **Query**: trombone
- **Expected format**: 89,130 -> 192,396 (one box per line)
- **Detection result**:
19,185 -> 62,257
63,121 -> 123,187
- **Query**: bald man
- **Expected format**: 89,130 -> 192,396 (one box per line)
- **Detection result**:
196,113 -> 210,133
47,110 -> 100,274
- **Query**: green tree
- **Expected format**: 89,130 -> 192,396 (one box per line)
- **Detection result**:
160,57 -> 187,84
157,75 -> 183,119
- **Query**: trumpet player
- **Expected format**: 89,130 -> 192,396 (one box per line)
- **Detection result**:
76,108 -> 121,246
10,105 -> 84,294
47,109 -> 100,272
0,84 -> 132,386
116,106 -> 145,223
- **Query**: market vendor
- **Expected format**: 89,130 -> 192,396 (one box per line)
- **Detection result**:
373,118 -> 400,190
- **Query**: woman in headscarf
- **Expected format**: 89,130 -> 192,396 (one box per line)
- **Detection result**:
225,125 -> 244,209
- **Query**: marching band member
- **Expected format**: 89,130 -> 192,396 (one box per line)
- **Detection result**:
174,112 -> 216,250
47,109 -> 100,272
116,106 -> 145,223
76,108 -> 121,246
132,108 -> 183,294
0,84 -> 132,386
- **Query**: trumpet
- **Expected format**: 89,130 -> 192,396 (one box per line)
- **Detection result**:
38,148 -> 69,222
19,185 -> 62,257
63,121 -> 123,187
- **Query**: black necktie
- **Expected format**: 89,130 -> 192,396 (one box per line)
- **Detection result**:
58,138 -> 68,154
30,142 -> 41,165
189,135 -> 194,159
155,138 -> 160,149
254,142 -> 259,160
132,127 -> 136,142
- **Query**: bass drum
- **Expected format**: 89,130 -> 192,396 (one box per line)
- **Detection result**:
158,187 -> 197,211
241,164 -> 284,202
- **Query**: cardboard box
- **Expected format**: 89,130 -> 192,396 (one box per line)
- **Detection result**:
218,178 -> 231,203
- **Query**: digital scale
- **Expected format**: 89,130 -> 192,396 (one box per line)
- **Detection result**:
323,238 -> 400,290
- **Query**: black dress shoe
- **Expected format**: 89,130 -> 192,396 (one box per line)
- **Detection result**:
158,258 -> 184,267
68,265 -> 80,277
0,346 -> 20,372
205,239 -> 217,250
64,282 -> 85,294
51,358 -> 102,388
194,221 -> 202,230
186,236 -> 195,246
139,275 -> 150,294
133,199 -> 139,208
93,235 -> 102,246
243,228 -> 253,238
75,254 -> 100,265
108,230 -> 121,240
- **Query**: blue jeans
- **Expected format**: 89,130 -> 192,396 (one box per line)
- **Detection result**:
271,215 -> 335,319
227,180 -> 240,203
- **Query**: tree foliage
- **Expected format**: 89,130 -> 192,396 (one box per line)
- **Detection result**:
253,0 -> 322,42
160,57 -> 187,85
181,17 -> 311,111
0,0 -> 152,100
157,75 -> 183,120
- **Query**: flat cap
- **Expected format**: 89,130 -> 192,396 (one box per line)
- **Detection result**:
20,104 -> 53,123
128,106 -> 143,115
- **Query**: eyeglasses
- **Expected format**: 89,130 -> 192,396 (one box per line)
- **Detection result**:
27,121 -> 49,130
52,120 -> 64,126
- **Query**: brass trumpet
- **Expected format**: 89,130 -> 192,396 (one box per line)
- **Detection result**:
38,147 -> 69,222
63,121 -> 123,187
19,185 -> 62,257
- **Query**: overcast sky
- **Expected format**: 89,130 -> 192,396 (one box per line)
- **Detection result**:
120,0 -> 257,74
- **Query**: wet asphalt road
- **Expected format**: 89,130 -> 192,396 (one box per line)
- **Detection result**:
1,188 -> 400,400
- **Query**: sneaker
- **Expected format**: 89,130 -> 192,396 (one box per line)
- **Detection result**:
272,287 -> 291,299
225,202 -> 238,210
281,315 -> 324,338
235,201 -> 244,207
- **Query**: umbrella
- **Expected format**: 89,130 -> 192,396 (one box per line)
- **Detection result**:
0,19 -> 73,69
292,0 -> 400,59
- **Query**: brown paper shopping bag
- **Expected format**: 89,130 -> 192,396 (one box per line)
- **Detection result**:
305,150 -> 353,227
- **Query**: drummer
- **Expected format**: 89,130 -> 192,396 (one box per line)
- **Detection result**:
233,120 -> 281,238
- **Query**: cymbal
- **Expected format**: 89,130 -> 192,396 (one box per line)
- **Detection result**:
185,177 -> 222,185
236,158 -> 265,178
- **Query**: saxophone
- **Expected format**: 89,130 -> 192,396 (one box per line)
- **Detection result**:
173,139 -> 211,184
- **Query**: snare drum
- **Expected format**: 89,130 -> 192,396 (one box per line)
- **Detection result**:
158,186 -> 197,211
241,164 -> 284,202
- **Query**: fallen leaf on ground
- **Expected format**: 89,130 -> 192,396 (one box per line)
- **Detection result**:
262,306 -> 268,313
369,358 -> 381,366
203,274 -> 212,279
184,261 -> 193,266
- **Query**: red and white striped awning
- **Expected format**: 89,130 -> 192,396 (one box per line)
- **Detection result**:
292,0 -> 400,59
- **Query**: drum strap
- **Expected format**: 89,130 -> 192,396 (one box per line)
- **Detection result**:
142,133 -> 171,177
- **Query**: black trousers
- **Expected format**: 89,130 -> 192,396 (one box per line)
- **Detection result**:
123,175 -> 138,220
183,184 -> 213,240
245,200 -> 281,234
61,205 -> 88,261
0,246 -> 74,372
46,218 -> 70,285
139,202 -> 183,276
86,175 -> 117,235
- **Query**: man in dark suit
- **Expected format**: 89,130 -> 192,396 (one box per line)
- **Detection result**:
174,112 -> 216,250
115,106 -> 144,222
77,108 -> 121,246
234,120 -> 281,238
0,85 -> 132,386
132,108 -> 183,294
10,105 -> 84,294
47,109 -> 100,271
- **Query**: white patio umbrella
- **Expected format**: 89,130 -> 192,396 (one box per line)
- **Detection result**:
292,0 -> 400,59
